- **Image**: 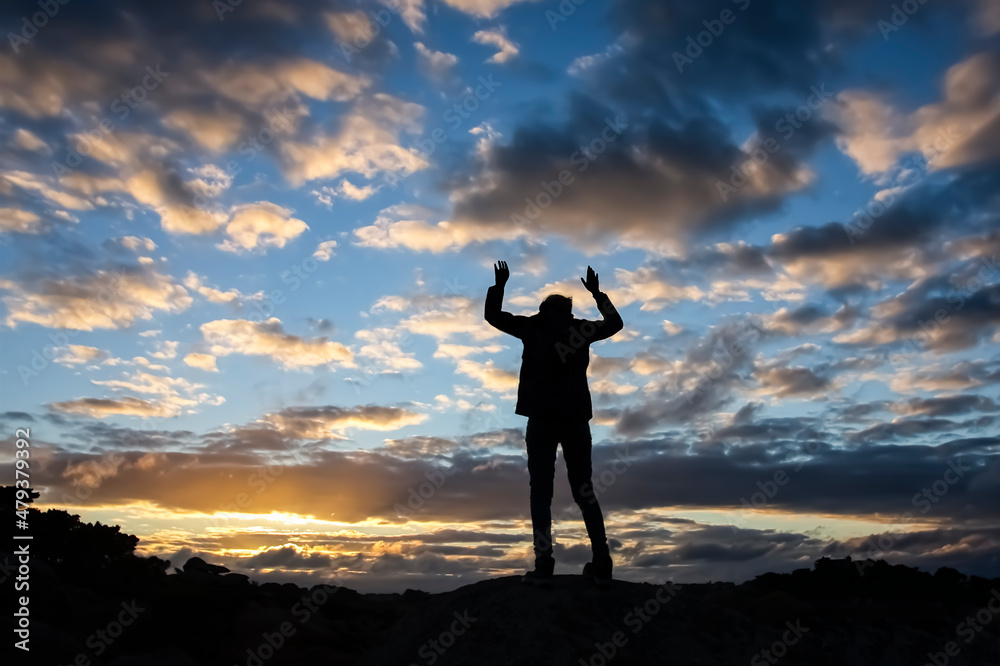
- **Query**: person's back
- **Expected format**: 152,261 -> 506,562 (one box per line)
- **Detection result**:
484,260 -> 623,588
515,309 -> 598,421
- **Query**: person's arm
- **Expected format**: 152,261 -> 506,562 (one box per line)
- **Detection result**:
580,265 -> 623,343
484,260 -> 529,339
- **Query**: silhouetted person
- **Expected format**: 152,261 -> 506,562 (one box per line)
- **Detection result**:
485,260 -> 624,588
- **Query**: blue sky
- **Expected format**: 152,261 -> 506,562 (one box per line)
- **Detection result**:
1,0 -> 999,592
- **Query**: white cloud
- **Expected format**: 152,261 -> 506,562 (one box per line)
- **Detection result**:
163,108 -> 247,152
0,207 -> 42,234
47,397 -> 176,418
833,51 -> 1000,174
218,202 -> 309,253
184,353 -> 219,372
119,236 -> 157,252
472,28 -> 519,63
433,343 -> 505,359
264,404 -> 428,438
387,0 -> 427,33
2,170 -> 93,211
455,358 -> 518,391
355,327 -> 423,372
183,272 -> 244,304
11,128 -> 48,152
442,0 -> 536,19
201,58 -> 369,107
201,318 -> 354,369
354,213 -> 524,252
54,345 -> 112,367
414,42 -> 459,79
281,94 -> 427,185
314,240 -> 338,262
149,340 -> 179,360
0,265 -> 192,331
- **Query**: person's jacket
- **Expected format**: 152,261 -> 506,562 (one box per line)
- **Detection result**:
484,285 -> 623,421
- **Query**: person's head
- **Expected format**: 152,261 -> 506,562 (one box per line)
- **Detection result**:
539,294 -> 572,319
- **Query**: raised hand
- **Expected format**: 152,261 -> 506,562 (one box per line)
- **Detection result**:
494,260 -> 510,287
581,265 -> 600,294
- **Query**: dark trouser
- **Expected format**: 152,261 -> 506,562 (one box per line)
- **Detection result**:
525,415 -> 610,561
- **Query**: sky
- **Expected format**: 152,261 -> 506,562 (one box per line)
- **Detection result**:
0,0 -> 999,593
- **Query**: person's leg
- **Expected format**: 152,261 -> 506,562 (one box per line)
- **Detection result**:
562,418 -> 610,559
525,416 -> 558,561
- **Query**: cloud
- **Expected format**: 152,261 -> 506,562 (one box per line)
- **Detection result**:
753,362 -> 833,398
119,236 -> 157,253
312,181 -> 380,209
3,170 -> 93,211
610,315 -> 766,435
0,264 -> 192,330
54,345 -> 112,367
441,97 -> 824,253
200,318 -> 354,369
834,283 -> 1000,352
389,0 -> 426,33
891,395 -> 999,417
184,353 -> 219,372
217,202 -> 309,253
11,128 -> 47,152
162,108 -> 248,153
355,327 -> 423,372
264,404 -> 428,438
833,51 -> 1000,174
454,359 -> 518,391
0,207 -> 42,234
339,180 -> 380,200
979,0 -> 1000,35
84,369 -> 223,417
442,0 -> 536,18
200,58 -> 370,108
396,296 -> 498,341
433,343 -> 505,359
472,28 -> 519,64
313,240 -> 338,261
886,360 -> 1000,393
183,272 -> 244,305
47,397 -> 175,418
280,94 -> 427,185
354,211 -> 522,252
149,340 -> 179,360
764,304 -> 856,336
414,42 -> 459,81
62,167 -> 227,236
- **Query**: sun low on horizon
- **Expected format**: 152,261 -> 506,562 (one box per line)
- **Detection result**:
1,0 -> 999,595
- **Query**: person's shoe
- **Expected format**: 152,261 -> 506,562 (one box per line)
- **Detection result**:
583,554 -> 612,587
521,556 -> 555,588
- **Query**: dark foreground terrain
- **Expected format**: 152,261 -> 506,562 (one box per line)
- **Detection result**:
5,489 -> 1000,665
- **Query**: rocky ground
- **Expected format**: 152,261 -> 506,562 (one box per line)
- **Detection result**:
10,554 -> 1000,666
4,490 -> 999,665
